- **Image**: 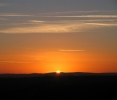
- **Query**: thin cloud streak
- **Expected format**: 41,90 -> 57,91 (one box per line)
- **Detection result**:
0,13 -> 33,17
59,49 -> 85,52
0,19 -> 115,26
29,20 -> 45,23
43,15 -> 117,18
41,10 -> 117,15
85,23 -> 117,26
0,21 -> 78,33
0,61 -> 31,64
0,20 -> 117,34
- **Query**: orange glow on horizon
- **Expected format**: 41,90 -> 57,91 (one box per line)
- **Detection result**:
0,51 -> 117,74
56,70 -> 61,74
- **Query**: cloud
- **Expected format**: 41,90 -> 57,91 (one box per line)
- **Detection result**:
29,20 -> 45,23
0,24 -> 72,33
0,21 -> 78,33
0,13 -> 33,17
43,15 -> 117,19
41,10 -> 117,15
59,49 -> 85,52
41,10 -> 98,15
0,61 -> 31,63
0,20 -> 117,34
85,23 -> 117,26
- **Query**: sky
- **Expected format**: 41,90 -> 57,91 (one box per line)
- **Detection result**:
0,0 -> 117,73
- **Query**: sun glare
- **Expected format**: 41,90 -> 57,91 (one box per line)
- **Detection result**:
56,70 -> 61,74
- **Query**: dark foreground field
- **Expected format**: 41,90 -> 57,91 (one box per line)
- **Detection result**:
0,73 -> 117,99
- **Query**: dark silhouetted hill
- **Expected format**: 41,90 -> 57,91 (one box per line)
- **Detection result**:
0,72 -> 117,99
0,72 -> 117,77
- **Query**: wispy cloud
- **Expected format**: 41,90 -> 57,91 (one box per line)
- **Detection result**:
41,10 -> 98,15
0,13 -> 33,17
0,24 -> 72,33
0,20 -> 117,34
85,23 -> 117,26
0,12 -> 117,34
59,49 -> 85,52
43,15 -> 117,19
41,10 -> 117,15
0,60 -> 31,63
29,20 -> 45,23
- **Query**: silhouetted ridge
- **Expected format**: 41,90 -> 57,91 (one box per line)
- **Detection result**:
0,72 -> 117,78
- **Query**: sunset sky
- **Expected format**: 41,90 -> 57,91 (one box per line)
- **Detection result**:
0,0 -> 117,73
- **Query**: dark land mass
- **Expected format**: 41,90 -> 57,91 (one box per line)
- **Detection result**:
0,72 -> 117,99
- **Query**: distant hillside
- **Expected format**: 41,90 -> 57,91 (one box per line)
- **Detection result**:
0,72 -> 117,78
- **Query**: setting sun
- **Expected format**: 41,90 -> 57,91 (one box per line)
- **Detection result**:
56,70 -> 61,74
